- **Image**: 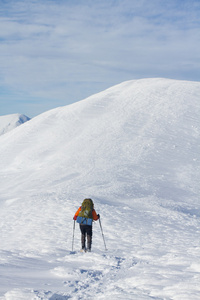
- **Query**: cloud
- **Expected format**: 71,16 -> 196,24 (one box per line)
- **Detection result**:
0,0 -> 200,117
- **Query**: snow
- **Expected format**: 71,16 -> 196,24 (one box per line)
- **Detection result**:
0,114 -> 30,136
0,78 -> 200,299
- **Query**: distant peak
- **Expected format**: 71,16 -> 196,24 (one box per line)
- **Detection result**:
0,113 -> 31,136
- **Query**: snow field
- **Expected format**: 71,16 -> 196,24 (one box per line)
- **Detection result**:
1,193 -> 200,299
0,78 -> 200,299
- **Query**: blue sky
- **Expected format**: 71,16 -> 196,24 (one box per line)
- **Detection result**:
0,0 -> 200,117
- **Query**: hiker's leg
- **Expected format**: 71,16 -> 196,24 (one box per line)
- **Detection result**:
86,225 -> 93,251
80,225 -> 86,249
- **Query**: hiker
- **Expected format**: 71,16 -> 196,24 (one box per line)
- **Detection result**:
73,198 -> 100,252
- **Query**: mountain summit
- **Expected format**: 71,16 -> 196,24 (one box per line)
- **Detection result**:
0,78 -> 199,201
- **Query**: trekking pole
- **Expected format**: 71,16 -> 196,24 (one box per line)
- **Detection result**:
99,218 -> 107,251
72,220 -> 75,252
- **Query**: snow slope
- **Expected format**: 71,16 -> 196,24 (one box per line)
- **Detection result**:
0,78 -> 200,299
0,114 -> 30,136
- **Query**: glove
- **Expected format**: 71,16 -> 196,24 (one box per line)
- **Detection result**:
97,214 -> 100,219
73,216 -> 77,220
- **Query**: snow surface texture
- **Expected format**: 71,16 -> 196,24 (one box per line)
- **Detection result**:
0,114 -> 30,136
0,78 -> 200,299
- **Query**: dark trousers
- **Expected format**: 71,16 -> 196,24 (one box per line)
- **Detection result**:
80,224 -> 92,250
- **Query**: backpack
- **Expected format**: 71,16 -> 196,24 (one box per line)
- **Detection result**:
79,198 -> 94,218
77,198 -> 94,225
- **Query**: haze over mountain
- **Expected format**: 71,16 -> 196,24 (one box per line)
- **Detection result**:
0,78 -> 200,299
0,113 -> 30,136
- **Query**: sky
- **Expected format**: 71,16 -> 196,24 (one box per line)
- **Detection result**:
0,0 -> 200,118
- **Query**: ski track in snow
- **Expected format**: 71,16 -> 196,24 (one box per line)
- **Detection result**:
0,79 -> 200,299
0,194 -> 200,300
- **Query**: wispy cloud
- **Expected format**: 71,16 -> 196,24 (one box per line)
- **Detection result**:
0,0 -> 200,117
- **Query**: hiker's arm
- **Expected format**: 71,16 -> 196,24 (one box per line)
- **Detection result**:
73,207 -> 81,220
92,209 -> 100,221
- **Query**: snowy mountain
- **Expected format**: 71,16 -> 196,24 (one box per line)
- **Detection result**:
0,78 -> 200,299
0,113 -> 30,136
